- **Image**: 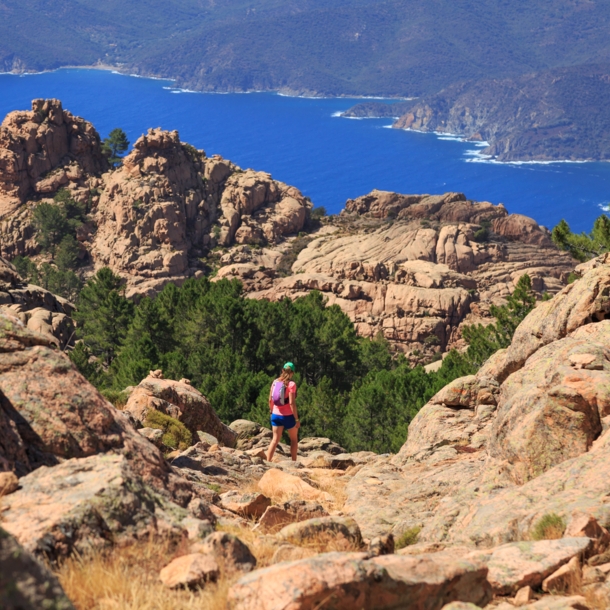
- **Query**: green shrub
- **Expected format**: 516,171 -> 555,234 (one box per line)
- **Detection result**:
311,206 -> 327,219
567,272 -> 581,284
530,513 -> 565,541
145,409 -> 192,450
395,526 -> 421,549
101,388 -> 130,409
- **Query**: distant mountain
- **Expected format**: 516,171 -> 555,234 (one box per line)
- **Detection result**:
2,0 -> 610,97
388,64 -> 610,162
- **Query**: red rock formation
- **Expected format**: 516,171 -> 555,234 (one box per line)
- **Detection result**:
0,99 -> 108,218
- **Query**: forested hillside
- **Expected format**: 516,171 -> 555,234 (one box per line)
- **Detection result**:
2,0 -> 610,97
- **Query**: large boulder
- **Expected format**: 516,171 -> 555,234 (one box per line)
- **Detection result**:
227,551 -> 492,610
1,453 -> 193,561
0,314 -> 192,507
0,526 -> 74,609
124,372 -> 238,448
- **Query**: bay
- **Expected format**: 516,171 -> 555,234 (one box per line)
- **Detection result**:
0,68 -> 608,233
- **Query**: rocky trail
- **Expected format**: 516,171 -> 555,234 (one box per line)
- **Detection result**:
1,98 -> 608,609
2,254 -> 610,609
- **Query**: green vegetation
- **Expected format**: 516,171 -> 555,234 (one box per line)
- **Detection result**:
311,206 -> 327,220
2,1 -> 610,99
102,129 -> 130,167
14,189 -> 88,300
144,410 -> 192,450
395,526 -> 421,549
70,268 -> 537,453
530,513 -> 566,541
552,214 -> 610,262
100,388 -> 130,409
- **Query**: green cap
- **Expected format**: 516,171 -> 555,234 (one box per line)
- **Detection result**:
283,362 -> 295,372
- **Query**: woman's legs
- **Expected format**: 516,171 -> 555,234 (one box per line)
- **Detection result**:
266,426 -> 284,462
287,427 -> 299,461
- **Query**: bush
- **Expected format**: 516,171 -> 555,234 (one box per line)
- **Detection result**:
144,409 -> 192,450
530,513 -> 565,541
395,526 -> 421,549
101,389 -> 130,409
311,206 -> 327,219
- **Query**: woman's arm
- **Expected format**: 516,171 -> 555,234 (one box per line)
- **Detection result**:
289,392 -> 300,428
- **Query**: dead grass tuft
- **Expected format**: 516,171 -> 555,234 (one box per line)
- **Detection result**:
55,537 -> 235,610
216,522 -> 279,568
286,531 -> 362,554
529,513 -> 566,541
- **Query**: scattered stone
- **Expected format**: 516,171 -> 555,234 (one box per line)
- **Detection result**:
514,585 -> 535,606
441,604 -> 482,610
219,491 -> 271,519
276,516 -> 362,546
159,553 -> 220,589
227,551 -> 492,610
138,427 -> 164,445
300,451 -> 355,470
181,517 -> 214,540
230,420 -> 262,439
187,497 -> 217,523
254,506 -> 294,533
0,525 -> 75,609
246,449 -> 267,459
542,556 -> 582,594
297,437 -> 346,455
257,468 -> 333,502
198,431 -> 219,445
582,565 -> 605,585
565,512 -> 610,556
369,534 -> 395,556
0,471 -> 18,496
192,532 -> 256,572
282,499 -> 329,520
520,596 -> 590,610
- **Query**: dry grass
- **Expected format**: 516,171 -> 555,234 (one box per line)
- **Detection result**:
286,531 -> 362,554
55,537 -> 236,610
216,522 -> 279,568
529,513 -> 566,541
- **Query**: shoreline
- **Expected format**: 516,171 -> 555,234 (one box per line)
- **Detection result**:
1,66 -> 605,166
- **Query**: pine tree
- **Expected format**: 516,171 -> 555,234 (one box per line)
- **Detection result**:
552,214 -> 610,262
102,128 -> 130,167
73,268 -> 134,367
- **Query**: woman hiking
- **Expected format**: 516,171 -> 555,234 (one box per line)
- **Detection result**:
266,362 -> 300,462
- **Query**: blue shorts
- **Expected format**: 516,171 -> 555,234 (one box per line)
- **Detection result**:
270,414 -> 296,430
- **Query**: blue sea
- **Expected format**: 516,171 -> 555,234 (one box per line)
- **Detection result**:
1,68 -> 608,233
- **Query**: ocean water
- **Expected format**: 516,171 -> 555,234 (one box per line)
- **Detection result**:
1,68 -> 609,233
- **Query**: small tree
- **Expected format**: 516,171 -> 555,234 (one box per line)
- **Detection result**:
552,215 -> 610,262
102,128 -> 130,167
32,203 -> 70,255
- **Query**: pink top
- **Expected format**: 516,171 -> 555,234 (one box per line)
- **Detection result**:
270,380 -> 297,416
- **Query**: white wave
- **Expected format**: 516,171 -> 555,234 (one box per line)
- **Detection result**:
437,136 -> 464,142
331,111 -> 343,117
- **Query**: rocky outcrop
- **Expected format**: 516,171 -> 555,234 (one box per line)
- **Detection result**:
87,128 -> 311,297
0,314 -> 191,507
1,453 -> 194,561
223,190 -> 574,357
343,260 -> 610,548
0,99 -> 108,217
0,257 -> 75,347
125,372 -> 238,447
